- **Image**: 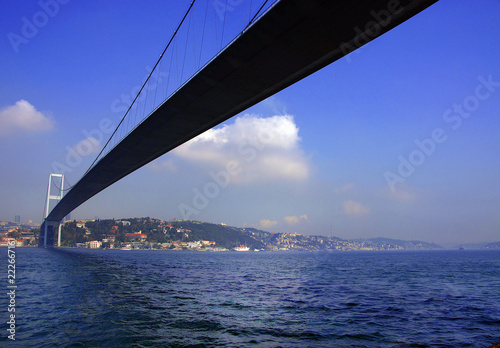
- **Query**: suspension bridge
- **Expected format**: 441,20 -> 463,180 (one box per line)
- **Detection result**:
40,0 -> 437,246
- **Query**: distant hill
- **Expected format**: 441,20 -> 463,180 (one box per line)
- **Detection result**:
171,223 -> 444,251
363,238 -> 443,250
443,242 -> 500,250
485,241 -> 500,249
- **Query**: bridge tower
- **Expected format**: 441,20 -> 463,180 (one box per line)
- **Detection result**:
41,173 -> 64,247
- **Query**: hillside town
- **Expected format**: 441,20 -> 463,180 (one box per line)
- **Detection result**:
0,216 -> 458,251
53,217 -> 443,251
2,217 -> 500,251
0,219 -> 39,247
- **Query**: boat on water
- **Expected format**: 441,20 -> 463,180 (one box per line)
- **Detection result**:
234,245 -> 250,252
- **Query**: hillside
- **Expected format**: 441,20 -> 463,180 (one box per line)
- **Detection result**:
59,218 -> 444,251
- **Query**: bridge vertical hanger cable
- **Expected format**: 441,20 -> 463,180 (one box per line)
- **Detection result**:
213,2 -> 219,50
249,0 -> 253,23
246,0 -> 269,30
166,43 -> 175,99
142,78 -> 150,122
180,12 -> 192,83
242,0 -> 247,29
55,0 -> 270,193
131,95 -> 137,135
78,0 -> 196,183
220,0 -> 229,50
191,10 -> 197,71
64,176 -> 72,193
153,55 -> 163,112
175,36 -> 179,86
198,0 -> 209,69
164,43 -> 173,102
50,175 -> 73,193
42,179 -> 50,220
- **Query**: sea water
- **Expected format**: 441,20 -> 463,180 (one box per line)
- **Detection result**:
1,248 -> 499,347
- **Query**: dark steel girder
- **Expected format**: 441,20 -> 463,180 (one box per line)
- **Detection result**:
47,0 -> 437,222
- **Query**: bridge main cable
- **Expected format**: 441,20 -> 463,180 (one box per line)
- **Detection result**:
82,1 -> 197,182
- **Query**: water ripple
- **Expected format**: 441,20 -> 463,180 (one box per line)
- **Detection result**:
1,249 -> 500,347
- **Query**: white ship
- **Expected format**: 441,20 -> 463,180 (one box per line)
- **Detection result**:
234,245 -> 250,252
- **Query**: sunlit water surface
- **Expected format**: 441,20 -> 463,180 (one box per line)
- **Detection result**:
1,248 -> 499,347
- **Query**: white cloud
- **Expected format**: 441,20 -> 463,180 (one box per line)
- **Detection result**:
148,158 -> 177,173
284,216 -> 299,225
260,219 -> 278,229
170,114 -> 309,183
262,96 -> 288,115
284,214 -> 309,225
340,200 -> 370,216
0,100 -> 53,136
384,186 -> 418,201
334,183 -> 355,193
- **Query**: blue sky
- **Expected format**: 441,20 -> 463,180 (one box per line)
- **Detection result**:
1,0 -> 499,245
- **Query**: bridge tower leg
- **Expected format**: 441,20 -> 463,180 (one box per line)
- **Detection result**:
57,224 -> 62,247
42,173 -> 64,247
44,222 -> 48,247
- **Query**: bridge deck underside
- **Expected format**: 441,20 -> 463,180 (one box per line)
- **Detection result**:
46,0 -> 437,223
